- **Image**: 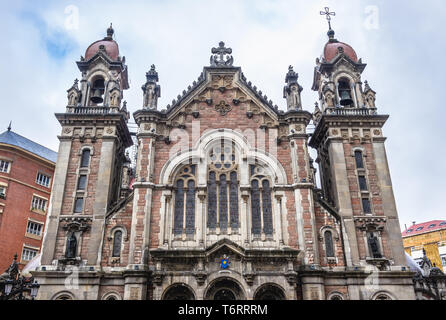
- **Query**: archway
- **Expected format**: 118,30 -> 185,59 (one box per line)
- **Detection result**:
254,283 -> 286,300
205,278 -> 246,300
162,283 -> 195,300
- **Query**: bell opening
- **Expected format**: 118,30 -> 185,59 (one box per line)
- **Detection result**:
338,79 -> 354,107
90,78 -> 105,104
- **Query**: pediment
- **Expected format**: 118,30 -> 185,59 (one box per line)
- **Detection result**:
161,66 -> 282,122
205,238 -> 246,259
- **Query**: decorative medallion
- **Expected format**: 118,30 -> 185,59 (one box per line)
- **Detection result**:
215,100 -> 232,116
373,129 -> 381,135
220,255 -> 230,269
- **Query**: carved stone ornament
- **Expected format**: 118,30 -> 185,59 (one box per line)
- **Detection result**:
215,100 -> 232,116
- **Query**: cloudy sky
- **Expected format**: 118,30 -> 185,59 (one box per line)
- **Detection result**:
1,0 -> 444,230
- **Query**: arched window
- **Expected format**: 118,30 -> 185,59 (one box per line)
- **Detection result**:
250,165 -> 273,236
354,150 -> 364,169
324,230 -> 335,258
112,230 -> 122,257
81,149 -> 91,168
207,142 -> 239,233
173,165 -> 196,236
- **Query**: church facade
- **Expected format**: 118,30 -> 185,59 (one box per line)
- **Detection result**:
33,24 -> 416,300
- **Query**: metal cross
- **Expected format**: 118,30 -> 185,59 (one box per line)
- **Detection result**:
320,7 -> 336,30
212,41 -> 232,62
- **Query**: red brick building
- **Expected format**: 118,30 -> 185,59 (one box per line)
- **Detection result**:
34,23 -> 416,300
0,126 -> 57,271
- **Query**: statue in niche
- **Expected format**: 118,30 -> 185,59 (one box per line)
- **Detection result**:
67,79 -> 80,107
110,91 -> 120,107
368,233 -> 382,258
65,233 -> 77,258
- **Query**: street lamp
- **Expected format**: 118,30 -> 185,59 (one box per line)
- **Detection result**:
4,279 -> 13,296
0,254 -> 40,300
30,281 -> 40,300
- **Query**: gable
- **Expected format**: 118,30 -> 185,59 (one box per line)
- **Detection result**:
162,66 -> 283,122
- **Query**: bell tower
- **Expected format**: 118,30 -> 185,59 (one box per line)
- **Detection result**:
40,24 -> 133,279
309,12 -> 407,276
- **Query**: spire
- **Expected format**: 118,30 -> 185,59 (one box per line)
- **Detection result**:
7,121 -> 11,132
320,7 -> 336,40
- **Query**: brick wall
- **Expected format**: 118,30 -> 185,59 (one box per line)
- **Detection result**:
0,148 -> 54,270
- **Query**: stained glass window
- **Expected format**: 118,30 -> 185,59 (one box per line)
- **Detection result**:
262,180 -> 273,235
354,150 -> 364,169
219,174 -> 228,231
324,230 -> 335,257
81,149 -> 90,168
185,180 -> 195,234
358,176 -> 368,191
230,171 -> 239,228
173,179 -> 184,234
362,198 -> 371,214
208,171 -> 217,229
251,179 -> 261,235
112,230 -> 122,257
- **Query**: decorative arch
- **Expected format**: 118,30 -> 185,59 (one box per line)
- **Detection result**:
162,283 -> 196,300
204,276 -> 246,300
159,128 -> 287,186
254,283 -> 286,300
102,291 -> 122,300
327,291 -> 345,300
371,291 -> 395,300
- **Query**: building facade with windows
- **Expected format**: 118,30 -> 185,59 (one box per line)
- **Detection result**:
34,23 -> 416,300
402,220 -> 446,272
0,126 -> 57,271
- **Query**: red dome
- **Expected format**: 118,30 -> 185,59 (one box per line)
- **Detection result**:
85,39 -> 119,61
323,40 -> 358,63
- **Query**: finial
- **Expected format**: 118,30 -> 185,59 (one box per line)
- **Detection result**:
106,23 -> 114,39
320,7 -> 336,39
145,64 -> 159,83
285,65 -> 298,84
210,41 -> 234,67
7,121 -> 11,131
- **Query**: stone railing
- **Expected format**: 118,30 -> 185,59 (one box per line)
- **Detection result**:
324,107 -> 378,116
66,106 -> 120,114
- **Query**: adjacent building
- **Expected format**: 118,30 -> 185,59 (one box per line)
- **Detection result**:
0,125 -> 57,271
402,220 -> 446,272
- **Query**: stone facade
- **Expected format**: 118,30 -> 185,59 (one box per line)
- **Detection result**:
33,25 -> 416,300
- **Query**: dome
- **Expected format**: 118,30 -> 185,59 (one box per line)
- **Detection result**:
323,39 -> 358,63
84,24 -> 120,61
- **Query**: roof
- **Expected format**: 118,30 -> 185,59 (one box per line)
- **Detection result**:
402,220 -> 446,237
0,129 -> 57,163
323,39 -> 358,63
